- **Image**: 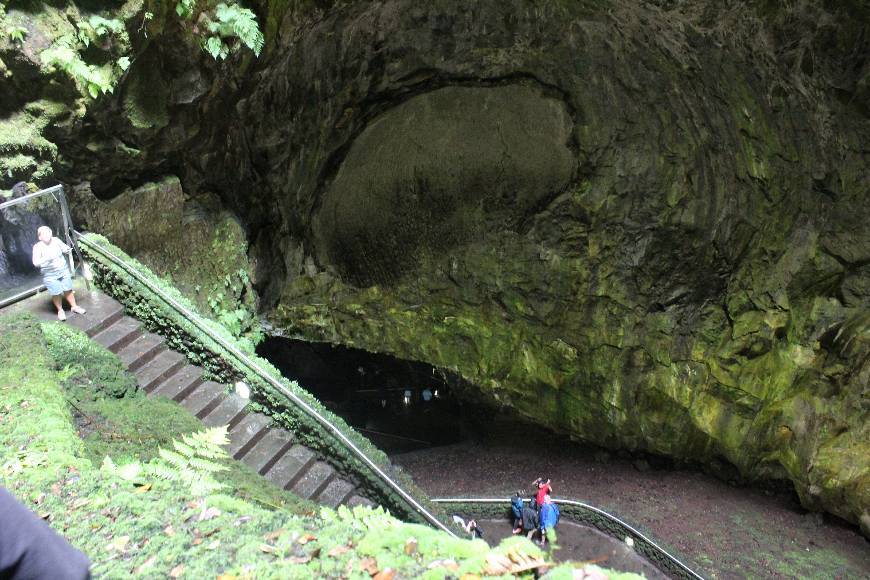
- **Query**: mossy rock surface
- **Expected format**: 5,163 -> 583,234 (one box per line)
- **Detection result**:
216,0 -> 869,533
71,175 -> 260,340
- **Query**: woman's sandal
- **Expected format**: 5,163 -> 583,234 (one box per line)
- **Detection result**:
57,310 -> 66,321
71,306 -> 87,315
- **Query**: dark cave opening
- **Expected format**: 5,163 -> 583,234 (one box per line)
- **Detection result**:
256,335 -> 494,454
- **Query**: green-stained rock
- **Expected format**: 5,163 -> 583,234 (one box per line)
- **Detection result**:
71,176 -> 260,341
210,0 -> 870,533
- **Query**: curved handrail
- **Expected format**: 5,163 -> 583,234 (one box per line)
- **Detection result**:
75,231 -> 455,536
432,497 -> 704,580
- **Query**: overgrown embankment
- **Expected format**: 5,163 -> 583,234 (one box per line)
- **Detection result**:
0,312 -> 631,578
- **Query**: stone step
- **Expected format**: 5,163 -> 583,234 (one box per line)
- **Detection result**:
227,413 -> 271,460
179,381 -> 226,419
346,495 -> 375,509
148,366 -> 203,399
201,394 -> 248,430
316,477 -> 357,509
263,444 -> 315,490
117,332 -> 165,371
242,428 -> 294,474
92,317 -> 142,353
67,296 -> 124,337
292,461 -> 336,500
134,350 -> 186,392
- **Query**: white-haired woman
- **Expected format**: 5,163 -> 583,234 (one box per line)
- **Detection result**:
31,226 -> 85,320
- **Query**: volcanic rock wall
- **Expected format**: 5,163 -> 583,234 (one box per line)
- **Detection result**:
220,0 -> 868,531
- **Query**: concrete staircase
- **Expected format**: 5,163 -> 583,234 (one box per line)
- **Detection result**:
59,292 -> 374,509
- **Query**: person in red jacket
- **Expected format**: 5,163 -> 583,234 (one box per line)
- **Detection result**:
532,476 -> 552,509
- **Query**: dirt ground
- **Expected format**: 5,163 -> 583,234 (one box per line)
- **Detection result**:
392,422 -> 869,579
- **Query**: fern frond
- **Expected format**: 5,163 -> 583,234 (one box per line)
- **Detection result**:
213,3 -> 264,56
150,427 -> 232,497
189,457 -> 228,474
172,440 -> 196,458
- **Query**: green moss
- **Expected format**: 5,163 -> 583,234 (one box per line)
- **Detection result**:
42,322 -> 138,398
73,177 -> 260,343
273,177 -> 869,533
0,313 -> 88,482
0,106 -> 59,155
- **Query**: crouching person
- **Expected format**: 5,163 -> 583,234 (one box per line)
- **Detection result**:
511,492 -> 524,534
538,494 -> 560,546
523,495 -> 539,540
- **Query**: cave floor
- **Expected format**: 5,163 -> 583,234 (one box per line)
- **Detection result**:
392,421 -> 869,579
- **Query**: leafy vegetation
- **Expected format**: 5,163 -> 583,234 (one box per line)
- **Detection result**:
42,322 -> 138,399
26,1 -> 262,100
6,23 -> 25,43
40,15 -> 129,98
150,425 -> 230,497
0,3 -> 25,44
0,311 -> 625,578
171,0 -> 264,59
205,266 -> 262,347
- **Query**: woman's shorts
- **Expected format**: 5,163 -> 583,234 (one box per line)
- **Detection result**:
43,270 -> 72,296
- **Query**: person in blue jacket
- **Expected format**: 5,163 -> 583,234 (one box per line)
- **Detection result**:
538,494 -> 560,546
510,491 -> 524,534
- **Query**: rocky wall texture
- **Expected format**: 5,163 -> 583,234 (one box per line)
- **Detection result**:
0,0 -> 867,533
71,177 -> 260,342
212,0 -> 868,532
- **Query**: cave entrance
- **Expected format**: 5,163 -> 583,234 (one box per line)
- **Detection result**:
256,336 -> 484,453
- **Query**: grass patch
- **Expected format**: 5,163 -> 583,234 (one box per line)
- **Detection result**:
40,320 -> 315,514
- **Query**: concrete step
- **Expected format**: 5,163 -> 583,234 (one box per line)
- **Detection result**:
148,366 -> 203,399
201,394 -> 248,430
227,413 -> 271,460
92,317 -> 142,353
117,332 -> 165,371
134,350 -> 186,392
316,477 -> 356,508
179,381 -> 226,419
242,428 -> 294,474
292,461 -> 336,500
346,495 -> 375,508
67,296 -> 124,337
263,444 -> 315,490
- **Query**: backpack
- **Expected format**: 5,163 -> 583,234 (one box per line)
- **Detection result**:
511,497 -> 523,519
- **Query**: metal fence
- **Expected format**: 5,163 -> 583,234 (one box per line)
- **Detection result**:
432,497 -> 705,579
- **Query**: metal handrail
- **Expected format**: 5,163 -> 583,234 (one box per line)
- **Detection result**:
74,231 -> 455,536
432,497 -> 704,580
